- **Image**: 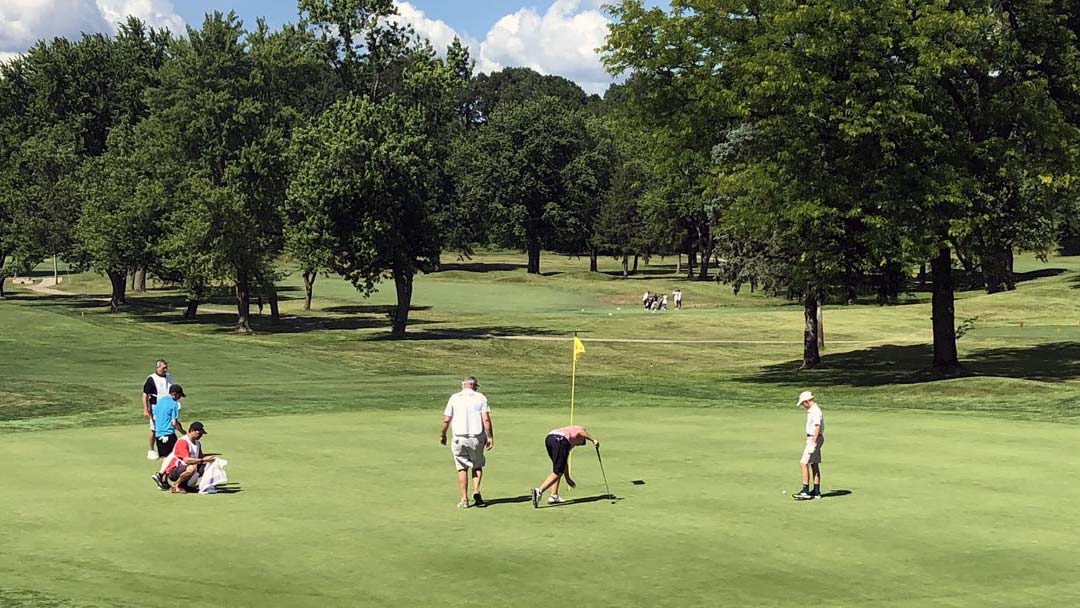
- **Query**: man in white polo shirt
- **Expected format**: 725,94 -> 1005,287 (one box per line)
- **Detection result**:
439,376 -> 493,508
794,390 -> 825,500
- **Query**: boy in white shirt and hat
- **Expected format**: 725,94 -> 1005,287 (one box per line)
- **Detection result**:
794,390 -> 824,500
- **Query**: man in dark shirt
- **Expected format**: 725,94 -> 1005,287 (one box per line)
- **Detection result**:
141,359 -> 174,460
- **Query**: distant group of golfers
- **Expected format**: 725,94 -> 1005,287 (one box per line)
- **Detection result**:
439,374 -> 826,508
642,289 -> 682,311
141,360 -> 225,494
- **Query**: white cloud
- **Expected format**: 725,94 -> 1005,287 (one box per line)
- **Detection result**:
477,0 -> 612,94
393,2 -> 479,55
0,0 -> 183,56
97,0 -> 185,34
393,0 -> 614,95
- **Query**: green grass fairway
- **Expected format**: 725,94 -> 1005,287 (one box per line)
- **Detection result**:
3,250 -> 1080,606
2,409 -> 1079,608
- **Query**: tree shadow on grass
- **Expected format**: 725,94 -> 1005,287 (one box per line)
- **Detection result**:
602,266 -> 681,279
741,342 -> 1080,387
9,294 -> 115,311
322,304 -> 432,315
1015,268 -> 1066,283
127,310 -> 439,335
365,326 -> 565,341
436,262 -> 527,273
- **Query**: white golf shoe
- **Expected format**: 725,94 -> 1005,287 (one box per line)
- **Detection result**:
146,450 -> 159,460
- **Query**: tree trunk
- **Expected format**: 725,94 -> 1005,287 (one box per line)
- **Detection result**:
632,254 -> 639,274
696,223 -> 712,281
52,255 -> 58,285
235,276 -> 252,333
982,245 -> 1015,294
877,261 -> 901,305
268,286 -> 280,323
589,248 -> 598,272
687,250 -> 696,279
302,269 -> 316,311
931,244 -> 962,373
526,231 -> 541,274
107,270 -> 126,313
184,299 -> 200,319
676,253 -> 681,275
918,263 -> 927,288
135,268 -> 146,292
391,265 -> 414,337
801,294 -> 822,370
0,250 -> 7,298
130,270 -> 136,291
621,254 -> 629,279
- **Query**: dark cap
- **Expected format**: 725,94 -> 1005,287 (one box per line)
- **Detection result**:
189,421 -> 207,434
169,384 -> 186,398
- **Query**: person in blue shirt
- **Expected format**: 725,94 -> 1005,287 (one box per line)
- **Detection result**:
151,385 -> 186,490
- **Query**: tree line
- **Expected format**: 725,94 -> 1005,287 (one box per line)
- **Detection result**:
1,0 -> 1079,371
604,0 -> 1080,372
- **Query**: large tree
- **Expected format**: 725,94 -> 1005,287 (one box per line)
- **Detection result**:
464,66 -> 588,126
144,12 -> 294,331
605,0 -> 1078,373
603,9 -> 737,281
288,52 -> 463,336
0,57 -> 36,297
77,124 -> 165,311
71,19 -> 170,309
452,96 -> 587,274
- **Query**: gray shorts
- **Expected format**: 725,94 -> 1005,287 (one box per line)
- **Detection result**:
451,434 -> 487,471
800,435 -> 824,465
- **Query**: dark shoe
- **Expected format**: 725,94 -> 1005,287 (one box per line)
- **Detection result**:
152,473 -> 168,491
808,490 -> 822,500
473,492 -> 484,507
531,488 -> 541,509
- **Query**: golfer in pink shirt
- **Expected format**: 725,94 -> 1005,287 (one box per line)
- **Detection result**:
531,425 -> 599,507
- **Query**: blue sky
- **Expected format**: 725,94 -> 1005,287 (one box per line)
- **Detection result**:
1,1 -> 668,93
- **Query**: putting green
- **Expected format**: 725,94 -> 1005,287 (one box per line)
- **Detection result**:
2,407 -> 1078,607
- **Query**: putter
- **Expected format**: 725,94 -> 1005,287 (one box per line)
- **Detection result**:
595,445 -> 613,501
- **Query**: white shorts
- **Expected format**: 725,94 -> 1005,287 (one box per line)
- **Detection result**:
451,434 -> 486,471
800,435 -> 824,465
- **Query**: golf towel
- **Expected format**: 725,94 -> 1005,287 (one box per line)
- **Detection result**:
198,458 -> 228,494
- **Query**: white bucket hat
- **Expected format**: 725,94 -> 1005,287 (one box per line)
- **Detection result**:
796,390 -> 814,406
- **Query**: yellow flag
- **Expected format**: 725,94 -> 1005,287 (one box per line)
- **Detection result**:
573,336 -> 586,362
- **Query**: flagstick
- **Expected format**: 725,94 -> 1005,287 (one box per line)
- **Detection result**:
568,332 -> 577,481
570,332 -> 578,426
